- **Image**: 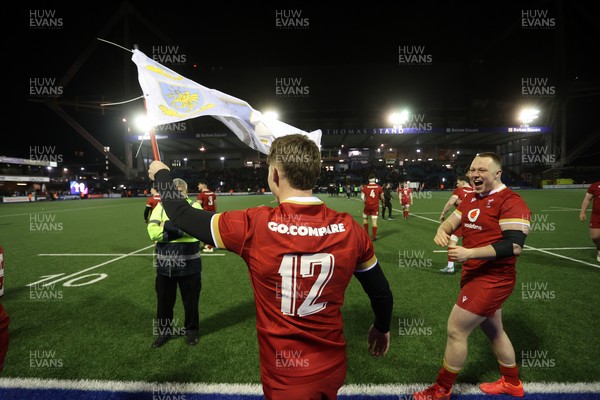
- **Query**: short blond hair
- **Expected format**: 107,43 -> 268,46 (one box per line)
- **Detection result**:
267,134 -> 321,190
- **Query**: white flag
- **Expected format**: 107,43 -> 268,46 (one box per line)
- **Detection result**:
132,49 -> 321,155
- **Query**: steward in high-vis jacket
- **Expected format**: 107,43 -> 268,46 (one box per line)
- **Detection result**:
147,178 -> 203,348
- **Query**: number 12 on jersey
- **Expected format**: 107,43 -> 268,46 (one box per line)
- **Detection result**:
278,253 -> 335,317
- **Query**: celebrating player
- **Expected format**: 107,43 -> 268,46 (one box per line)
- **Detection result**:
361,175 -> 384,241
143,187 -> 161,223
579,180 -> 600,262
413,152 -> 531,400
197,180 -> 217,252
438,176 -> 474,273
148,134 -> 393,400
398,182 -> 413,220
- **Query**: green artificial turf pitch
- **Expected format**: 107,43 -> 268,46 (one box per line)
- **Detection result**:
0,189 -> 598,385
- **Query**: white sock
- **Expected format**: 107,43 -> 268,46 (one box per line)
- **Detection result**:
447,262 -> 454,268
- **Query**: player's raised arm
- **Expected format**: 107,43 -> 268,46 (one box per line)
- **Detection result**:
149,161 -> 216,245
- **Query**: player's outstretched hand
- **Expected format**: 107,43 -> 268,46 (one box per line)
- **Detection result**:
148,161 -> 170,181
367,324 -> 390,357
434,230 -> 450,247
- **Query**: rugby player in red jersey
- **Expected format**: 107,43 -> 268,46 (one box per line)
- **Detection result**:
397,183 -> 413,220
149,134 -> 393,400
361,176 -> 384,241
439,176 -> 474,274
196,180 -> 217,252
144,187 -> 161,223
414,152 -> 531,400
579,180 -> 600,262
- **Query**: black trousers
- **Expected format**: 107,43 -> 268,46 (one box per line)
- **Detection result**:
383,201 -> 392,218
155,273 -> 201,333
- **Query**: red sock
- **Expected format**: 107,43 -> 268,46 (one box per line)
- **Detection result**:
372,227 -> 377,239
435,365 -> 459,392
499,364 -> 521,386
363,224 -> 369,233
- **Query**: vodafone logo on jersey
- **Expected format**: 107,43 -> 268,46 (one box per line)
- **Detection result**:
464,208 -> 483,230
467,208 -> 480,222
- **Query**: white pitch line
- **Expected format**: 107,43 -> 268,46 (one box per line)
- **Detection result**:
434,247 -> 596,253
524,244 -> 600,269
0,203 -> 129,218
29,245 -> 155,287
393,206 -> 599,270
0,378 -> 598,395
38,253 -> 225,257
540,209 -> 580,212
399,210 -> 440,224
549,206 -> 581,210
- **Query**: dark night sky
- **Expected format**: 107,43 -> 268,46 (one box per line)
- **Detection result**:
10,1 -> 600,170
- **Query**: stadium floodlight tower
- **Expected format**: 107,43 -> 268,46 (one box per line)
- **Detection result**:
389,109 -> 410,133
518,107 -> 540,127
262,110 -> 279,120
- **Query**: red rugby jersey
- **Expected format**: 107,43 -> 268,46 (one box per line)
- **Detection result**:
452,185 -> 474,208
587,181 -> 600,214
362,184 -> 383,208
398,187 -> 412,203
196,189 -> 216,212
146,194 -> 161,211
211,197 -> 377,377
454,185 -> 530,278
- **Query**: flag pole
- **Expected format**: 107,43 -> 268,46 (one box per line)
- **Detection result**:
134,44 -> 161,162
144,99 -> 161,162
